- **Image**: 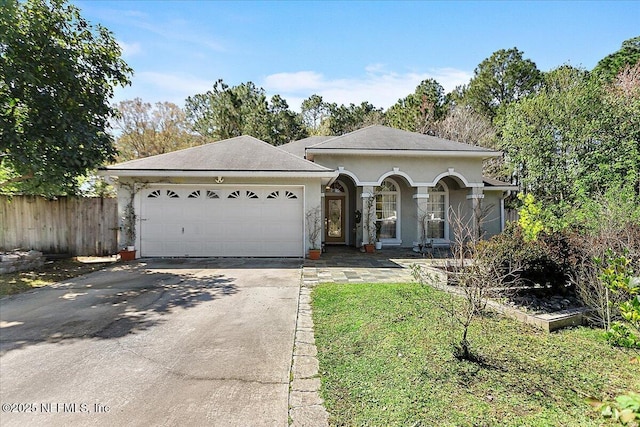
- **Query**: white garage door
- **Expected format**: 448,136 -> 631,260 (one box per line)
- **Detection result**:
139,186 -> 304,257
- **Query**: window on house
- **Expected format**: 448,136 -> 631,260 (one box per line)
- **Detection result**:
375,179 -> 399,240
327,181 -> 345,193
427,182 -> 447,239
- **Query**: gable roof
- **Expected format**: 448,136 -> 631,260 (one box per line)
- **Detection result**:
101,135 -> 335,177
279,136 -> 333,158
482,176 -> 519,191
305,125 -> 500,158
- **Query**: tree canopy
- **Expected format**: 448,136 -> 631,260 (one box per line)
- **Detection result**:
299,96 -> 387,136
459,47 -> 542,120
184,79 -> 306,146
114,99 -> 204,161
498,62 -> 640,214
386,79 -> 445,134
592,36 -> 640,83
323,101 -> 385,136
0,0 -> 132,195
301,94 -> 329,135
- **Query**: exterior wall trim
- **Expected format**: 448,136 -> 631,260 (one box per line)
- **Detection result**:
307,149 -> 501,158
337,166 -> 484,188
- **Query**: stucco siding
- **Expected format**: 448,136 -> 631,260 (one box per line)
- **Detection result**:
400,181 -> 417,247
483,191 -> 503,238
313,154 -> 484,185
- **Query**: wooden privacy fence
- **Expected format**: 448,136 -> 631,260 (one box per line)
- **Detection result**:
0,196 -> 119,256
505,208 -> 519,223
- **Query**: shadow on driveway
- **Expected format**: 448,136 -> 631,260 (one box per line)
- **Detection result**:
0,261 -> 241,354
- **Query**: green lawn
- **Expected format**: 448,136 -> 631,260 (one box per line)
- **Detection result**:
312,282 -> 640,427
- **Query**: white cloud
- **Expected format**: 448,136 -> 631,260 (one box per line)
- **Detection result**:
264,71 -> 325,92
262,66 -> 473,111
117,40 -> 142,58
122,9 -> 149,19
364,63 -> 388,74
427,68 -> 474,93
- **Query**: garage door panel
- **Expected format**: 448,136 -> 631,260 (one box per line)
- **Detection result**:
203,241 -> 224,254
222,223 -> 246,238
158,205 -> 184,218
273,225 -> 301,240
204,208 -> 225,222
144,239 -> 184,257
224,241 -> 260,256
140,186 -> 303,257
279,242 -> 302,254
185,223 -> 208,237
183,241 -> 205,257
144,222 -> 166,236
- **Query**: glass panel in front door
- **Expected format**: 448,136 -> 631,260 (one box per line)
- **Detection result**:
328,199 -> 343,238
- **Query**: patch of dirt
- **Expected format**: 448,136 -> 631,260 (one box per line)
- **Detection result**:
0,257 -> 118,297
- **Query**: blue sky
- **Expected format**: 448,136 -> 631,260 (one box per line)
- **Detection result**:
74,1 -> 639,111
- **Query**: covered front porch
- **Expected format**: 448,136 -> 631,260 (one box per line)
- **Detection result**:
320,170 -> 493,251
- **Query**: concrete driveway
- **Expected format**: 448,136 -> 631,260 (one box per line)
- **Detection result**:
0,258 -> 302,426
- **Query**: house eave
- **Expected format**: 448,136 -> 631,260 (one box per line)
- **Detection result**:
306,149 -> 501,160
484,185 -> 519,192
97,169 -> 338,179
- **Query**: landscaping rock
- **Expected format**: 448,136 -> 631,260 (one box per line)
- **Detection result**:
0,250 -> 45,274
507,292 -> 582,315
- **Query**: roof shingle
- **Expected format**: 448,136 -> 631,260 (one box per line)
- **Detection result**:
307,125 -> 496,152
105,135 -> 332,172
279,136 -> 333,158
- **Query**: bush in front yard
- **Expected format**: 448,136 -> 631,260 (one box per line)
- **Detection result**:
482,223 -> 570,293
567,217 -> 640,329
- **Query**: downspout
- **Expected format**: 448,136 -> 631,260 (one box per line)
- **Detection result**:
500,196 -> 505,232
500,190 -> 512,231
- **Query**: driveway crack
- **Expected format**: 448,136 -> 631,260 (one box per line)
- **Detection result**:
114,340 -> 286,385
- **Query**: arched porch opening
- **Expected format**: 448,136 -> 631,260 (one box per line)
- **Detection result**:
323,174 -> 357,246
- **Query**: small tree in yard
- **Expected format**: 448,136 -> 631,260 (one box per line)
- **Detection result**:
599,250 -> 640,349
412,205 -> 523,361
305,206 -> 322,251
363,192 -> 378,249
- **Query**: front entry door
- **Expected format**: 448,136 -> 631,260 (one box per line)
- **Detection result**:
325,196 -> 345,243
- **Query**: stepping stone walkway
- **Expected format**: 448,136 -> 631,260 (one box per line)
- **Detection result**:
288,267 -> 329,427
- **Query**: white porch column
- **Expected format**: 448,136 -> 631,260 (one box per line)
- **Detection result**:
413,186 -> 430,244
466,187 -> 485,238
361,186 -> 375,245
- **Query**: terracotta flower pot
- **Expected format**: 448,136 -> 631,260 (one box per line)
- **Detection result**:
364,244 -> 375,253
308,249 -> 321,260
118,249 -> 136,261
